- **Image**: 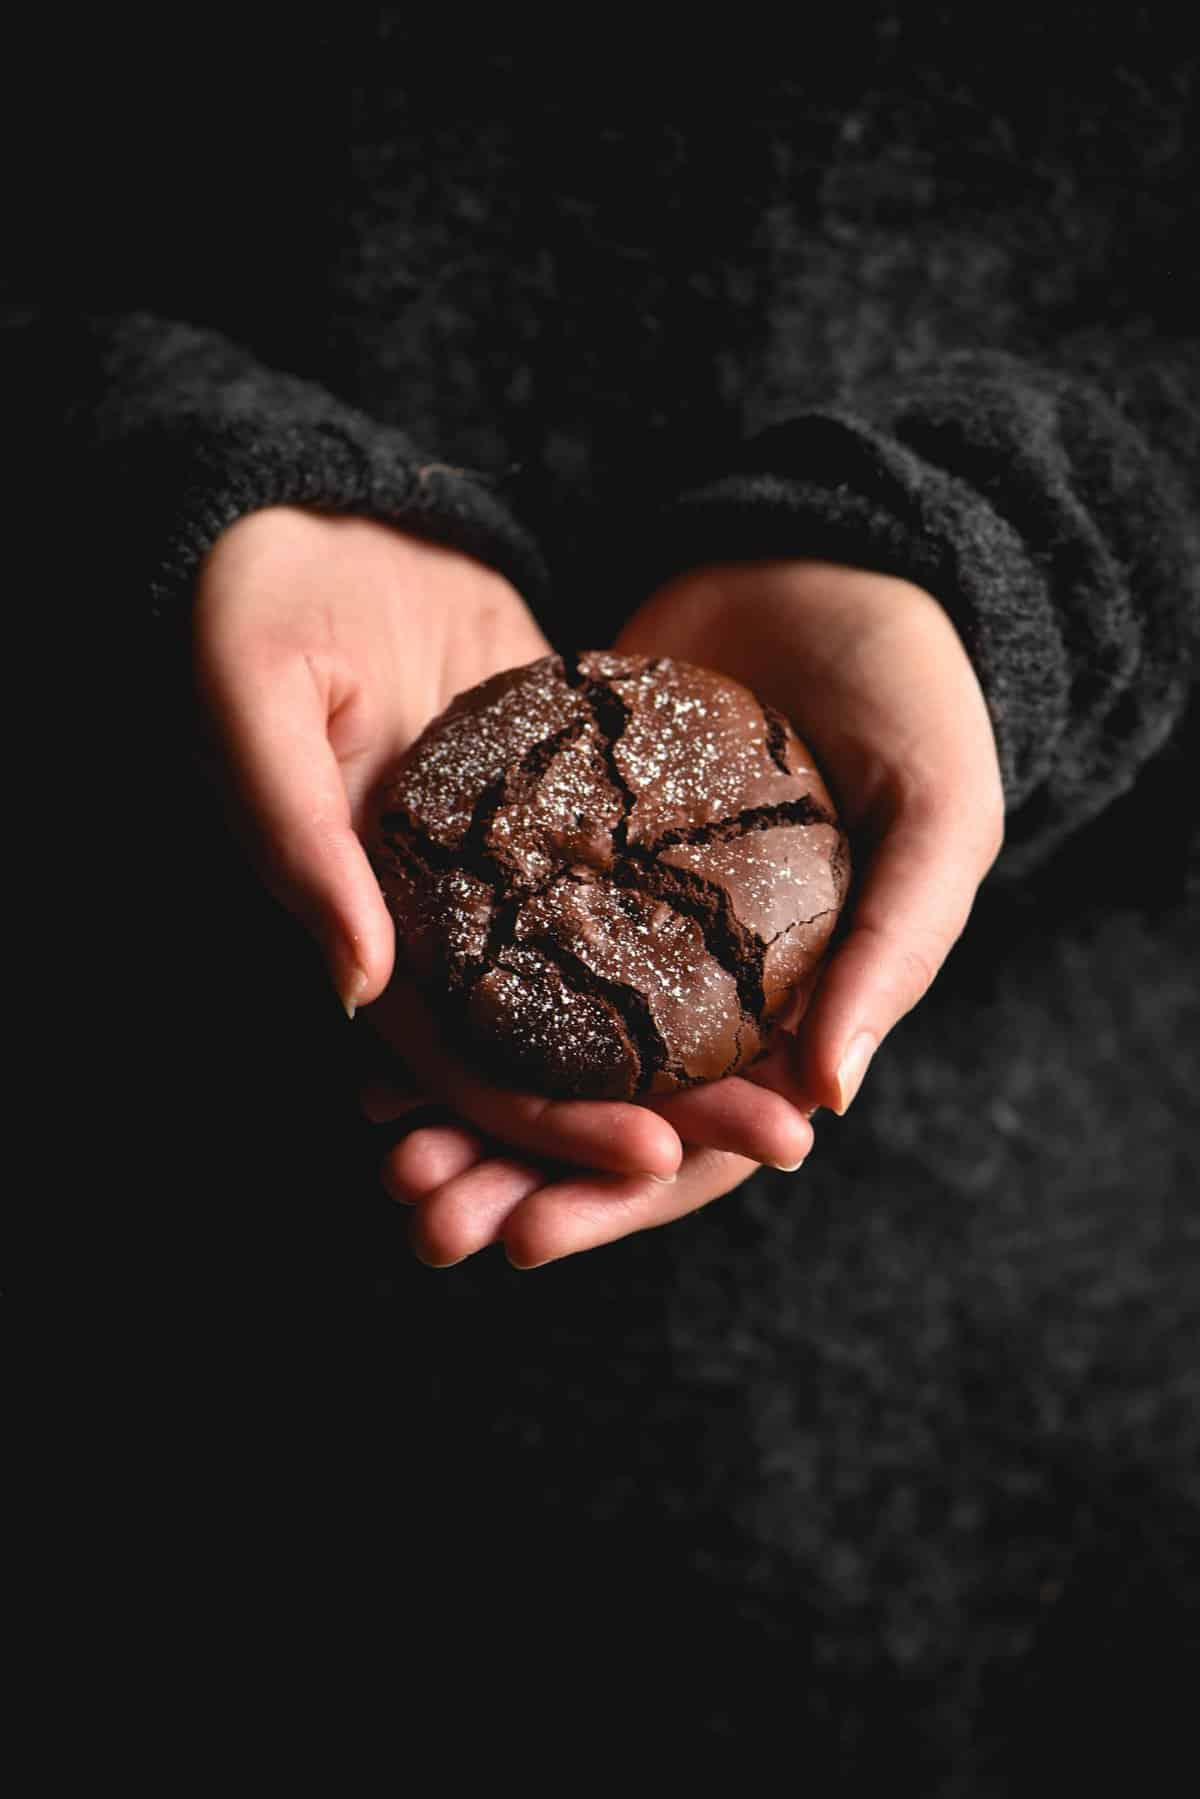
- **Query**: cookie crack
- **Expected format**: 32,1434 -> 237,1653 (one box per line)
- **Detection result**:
761,702 -> 793,775
514,715 -> 591,786
727,1015 -> 755,1081
375,802 -> 465,876
579,677 -> 636,853
460,717 -> 594,879
477,861 -> 585,987
647,795 -> 833,854
519,930 -> 668,1091
379,714 -> 592,901
764,904 -> 840,948
615,851 -> 768,1030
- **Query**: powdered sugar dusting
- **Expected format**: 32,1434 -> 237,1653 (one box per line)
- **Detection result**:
374,649 -> 849,1097
517,876 -> 741,1083
605,658 -> 809,846
662,824 -> 843,1020
468,945 -> 637,1098
380,857 -> 494,985
661,825 -> 842,943
385,656 -> 583,848
486,722 -> 622,883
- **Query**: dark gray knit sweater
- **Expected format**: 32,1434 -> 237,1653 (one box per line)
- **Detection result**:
16,10 -> 1199,1788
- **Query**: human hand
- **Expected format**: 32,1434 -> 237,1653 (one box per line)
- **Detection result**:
614,559 -> 1006,1115
193,507 -> 552,1014
193,506 -> 676,1182
192,510 -> 810,1204
370,557 -> 1002,1270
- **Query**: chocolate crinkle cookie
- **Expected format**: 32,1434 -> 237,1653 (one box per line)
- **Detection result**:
370,652 -> 851,1100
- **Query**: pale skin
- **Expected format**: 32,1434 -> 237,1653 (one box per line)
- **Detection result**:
194,507 -> 1005,1269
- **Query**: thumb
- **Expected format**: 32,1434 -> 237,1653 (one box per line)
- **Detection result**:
198,653 -> 396,1016
798,802 -> 1000,1114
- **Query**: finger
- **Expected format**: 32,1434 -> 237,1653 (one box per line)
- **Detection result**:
409,1156 -> 547,1268
640,1076 -> 812,1171
382,1123 -> 487,1204
800,804 -> 1000,1115
502,1147 -> 766,1269
740,1032 -> 822,1116
197,650 -> 395,1016
369,974 -> 684,1182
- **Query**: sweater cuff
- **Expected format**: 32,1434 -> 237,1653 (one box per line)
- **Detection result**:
137,414 -> 552,642
626,410 -> 1071,826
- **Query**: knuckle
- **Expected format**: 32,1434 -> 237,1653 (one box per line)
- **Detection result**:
895,933 -> 945,1001
859,917 -> 944,1003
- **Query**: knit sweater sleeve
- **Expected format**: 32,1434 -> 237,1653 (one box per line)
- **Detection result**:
626,341 -> 1200,877
9,305 -> 552,665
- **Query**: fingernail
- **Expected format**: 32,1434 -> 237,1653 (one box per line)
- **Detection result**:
771,1158 -> 808,1173
506,1250 -> 550,1271
834,1032 -> 876,1114
648,1172 -> 678,1186
412,1246 -> 466,1269
339,965 -> 369,1021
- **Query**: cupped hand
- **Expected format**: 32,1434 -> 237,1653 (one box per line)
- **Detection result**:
364,1070 -> 811,1270
613,558 -> 1007,1116
366,556 -> 1002,1274
193,507 -> 677,1180
191,509 -> 810,1203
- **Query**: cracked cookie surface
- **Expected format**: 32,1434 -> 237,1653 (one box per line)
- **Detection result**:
371,652 -> 850,1099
